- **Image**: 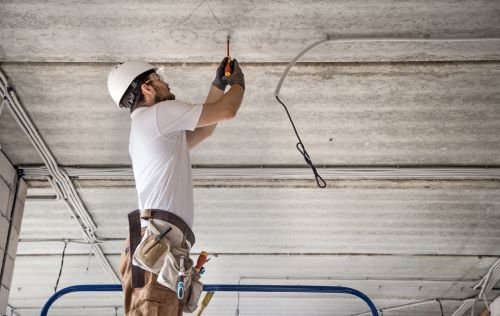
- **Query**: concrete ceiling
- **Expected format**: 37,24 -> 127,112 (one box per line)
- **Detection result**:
1,1 -> 500,315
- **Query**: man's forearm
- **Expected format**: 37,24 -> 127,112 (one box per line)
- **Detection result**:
206,84 -> 224,104
186,84 -> 224,149
201,83 -> 244,130
199,85 -> 224,134
222,84 -> 244,117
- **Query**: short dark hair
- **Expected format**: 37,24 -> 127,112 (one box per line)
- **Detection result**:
119,69 -> 155,109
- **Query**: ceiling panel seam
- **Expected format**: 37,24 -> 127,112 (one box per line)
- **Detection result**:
20,166 -> 500,180
2,60 -> 500,67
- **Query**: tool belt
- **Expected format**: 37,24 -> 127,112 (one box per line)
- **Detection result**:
127,209 -> 203,312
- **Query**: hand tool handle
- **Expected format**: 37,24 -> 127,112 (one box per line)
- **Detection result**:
224,58 -> 232,77
177,278 -> 184,299
154,226 -> 172,242
195,251 -> 208,272
195,291 -> 215,316
177,256 -> 185,299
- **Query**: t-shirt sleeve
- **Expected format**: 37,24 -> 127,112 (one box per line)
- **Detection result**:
155,100 -> 203,135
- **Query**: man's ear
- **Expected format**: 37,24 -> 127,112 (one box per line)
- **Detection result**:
141,83 -> 154,98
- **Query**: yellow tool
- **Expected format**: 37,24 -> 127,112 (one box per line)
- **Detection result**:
195,291 -> 215,316
224,34 -> 232,77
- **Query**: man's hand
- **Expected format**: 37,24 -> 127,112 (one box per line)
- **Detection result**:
212,58 -> 229,91
223,59 -> 245,90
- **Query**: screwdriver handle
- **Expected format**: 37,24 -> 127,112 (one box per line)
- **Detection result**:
195,251 -> 208,272
177,277 -> 184,299
224,58 -> 232,77
154,226 -> 172,242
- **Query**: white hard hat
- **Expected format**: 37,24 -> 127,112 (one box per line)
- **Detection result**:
107,60 -> 155,107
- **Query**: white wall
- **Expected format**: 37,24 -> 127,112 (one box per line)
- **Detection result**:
0,150 -> 27,314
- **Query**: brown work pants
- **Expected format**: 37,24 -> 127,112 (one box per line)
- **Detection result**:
119,233 -> 184,316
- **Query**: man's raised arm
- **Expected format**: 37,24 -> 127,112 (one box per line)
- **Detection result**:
187,59 -> 245,149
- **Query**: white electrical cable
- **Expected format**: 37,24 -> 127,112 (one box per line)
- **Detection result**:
0,72 -> 97,233
450,258 -> 500,316
451,299 -> 476,316
0,80 -> 97,236
473,258 -> 500,312
0,94 -> 6,117
350,299 -> 442,316
274,35 -> 500,98
274,35 -> 500,187
0,69 -> 119,283
0,82 -> 97,231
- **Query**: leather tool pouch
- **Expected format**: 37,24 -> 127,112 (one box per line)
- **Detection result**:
183,271 -> 204,312
133,219 -> 204,310
156,237 -> 204,312
137,233 -> 169,270
157,243 -> 192,292
133,220 -> 170,274
129,210 -> 204,310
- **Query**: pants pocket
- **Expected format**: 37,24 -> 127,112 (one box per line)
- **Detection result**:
130,285 -> 180,316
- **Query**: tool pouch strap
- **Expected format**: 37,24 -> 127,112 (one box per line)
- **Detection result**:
128,209 -> 196,289
128,210 -> 144,288
140,209 -> 195,246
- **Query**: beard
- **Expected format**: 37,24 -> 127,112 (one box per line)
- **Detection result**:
154,93 -> 175,103
153,84 -> 175,103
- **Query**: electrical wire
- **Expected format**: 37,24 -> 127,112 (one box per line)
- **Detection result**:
0,95 -> 7,117
274,34 -> 500,188
235,276 -> 242,315
54,240 -> 68,292
351,298 -> 463,316
438,299 -> 444,316
85,244 -> 93,272
473,257 -> 500,313
276,95 -> 326,187
451,299 -> 475,316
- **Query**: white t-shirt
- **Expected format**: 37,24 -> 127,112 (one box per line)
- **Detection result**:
129,100 -> 203,228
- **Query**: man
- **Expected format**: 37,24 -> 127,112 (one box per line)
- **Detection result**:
107,58 -> 245,315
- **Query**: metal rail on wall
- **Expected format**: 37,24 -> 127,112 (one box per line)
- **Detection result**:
40,284 -> 380,316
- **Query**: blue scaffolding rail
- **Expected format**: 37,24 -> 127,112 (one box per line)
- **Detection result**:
40,284 -> 379,316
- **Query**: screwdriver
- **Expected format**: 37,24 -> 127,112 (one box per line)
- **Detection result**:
177,256 -> 185,299
195,291 -> 215,316
224,34 -> 232,77
195,251 -> 208,273
154,226 -> 172,242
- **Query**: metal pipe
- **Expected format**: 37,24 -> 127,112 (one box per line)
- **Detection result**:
40,284 -> 379,316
